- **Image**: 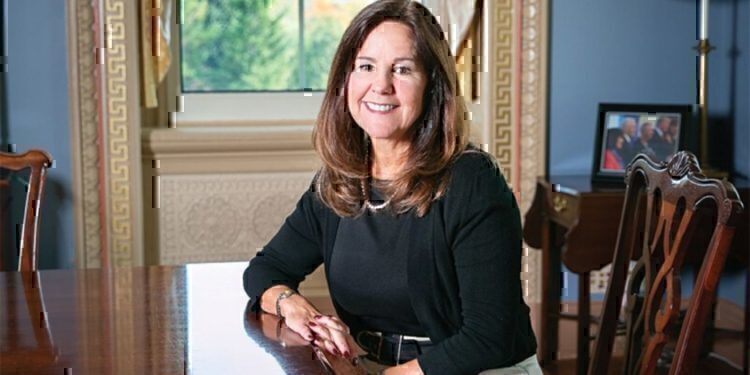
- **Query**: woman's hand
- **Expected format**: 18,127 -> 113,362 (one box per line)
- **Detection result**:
260,285 -> 320,343
260,286 -> 360,360
308,314 -> 359,360
258,313 -> 310,347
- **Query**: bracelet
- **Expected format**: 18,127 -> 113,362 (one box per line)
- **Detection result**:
275,288 -> 297,319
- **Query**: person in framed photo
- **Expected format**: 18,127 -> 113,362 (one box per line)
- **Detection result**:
634,121 -> 658,161
651,116 -> 679,161
603,128 -> 626,171
618,116 -> 639,162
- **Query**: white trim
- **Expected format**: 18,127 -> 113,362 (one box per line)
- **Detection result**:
174,92 -> 324,127
142,126 -> 314,156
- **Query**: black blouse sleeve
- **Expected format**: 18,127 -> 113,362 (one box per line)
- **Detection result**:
418,156 -> 525,374
242,186 -> 325,312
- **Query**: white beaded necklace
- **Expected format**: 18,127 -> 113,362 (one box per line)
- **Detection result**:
362,141 -> 391,212
360,178 -> 391,212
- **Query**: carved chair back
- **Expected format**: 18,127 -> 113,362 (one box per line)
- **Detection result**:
588,151 -> 744,375
0,150 -> 52,271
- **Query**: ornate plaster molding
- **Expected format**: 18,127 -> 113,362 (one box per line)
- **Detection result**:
519,0 -> 549,303
68,0 -> 103,268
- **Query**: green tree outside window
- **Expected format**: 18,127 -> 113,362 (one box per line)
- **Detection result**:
181,0 -> 371,92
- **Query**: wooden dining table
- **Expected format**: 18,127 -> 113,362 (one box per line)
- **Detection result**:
0,262 -> 341,374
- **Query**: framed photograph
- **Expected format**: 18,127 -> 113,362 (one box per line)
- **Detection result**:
592,103 -> 693,185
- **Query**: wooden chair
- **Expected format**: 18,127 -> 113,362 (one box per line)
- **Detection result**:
0,149 -> 52,271
588,151 -> 744,375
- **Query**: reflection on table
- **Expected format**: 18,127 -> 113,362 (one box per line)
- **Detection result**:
0,262 -> 332,374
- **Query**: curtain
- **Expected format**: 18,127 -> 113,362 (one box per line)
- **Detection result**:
140,0 -> 172,108
422,0 -> 479,57
423,0 -> 481,100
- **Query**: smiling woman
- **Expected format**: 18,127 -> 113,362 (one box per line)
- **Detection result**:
243,1 -> 541,374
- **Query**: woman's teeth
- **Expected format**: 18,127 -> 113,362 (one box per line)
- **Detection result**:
365,102 -> 396,112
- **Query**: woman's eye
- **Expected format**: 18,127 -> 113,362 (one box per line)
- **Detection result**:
393,66 -> 412,75
356,63 -> 374,72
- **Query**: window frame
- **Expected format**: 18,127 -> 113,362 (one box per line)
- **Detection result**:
171,0 -> 363,127
174,92 -> 324,127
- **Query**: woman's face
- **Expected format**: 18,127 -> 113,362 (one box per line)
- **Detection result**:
615,136 -> 624,149
347,21 -> 427,148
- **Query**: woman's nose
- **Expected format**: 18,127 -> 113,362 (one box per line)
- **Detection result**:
371,71 -> 394,95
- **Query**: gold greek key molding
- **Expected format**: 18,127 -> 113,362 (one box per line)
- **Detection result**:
103,0 -> 135,267
492,0 -> 514,183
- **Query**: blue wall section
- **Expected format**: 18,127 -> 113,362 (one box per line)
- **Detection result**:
549,0 -> 696,175
6,0 -> 74,269
729,0 -> 750,177
549,0 -> 749,305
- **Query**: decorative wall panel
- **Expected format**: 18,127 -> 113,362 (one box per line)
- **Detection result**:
489,0 -> 549,302
158,173 -> 314,264
69,0 -> 144,268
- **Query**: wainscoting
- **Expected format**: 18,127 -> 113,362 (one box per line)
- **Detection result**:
142,126 -> 329,296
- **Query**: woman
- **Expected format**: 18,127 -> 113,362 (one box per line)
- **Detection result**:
603,128 -> 625,170
243,1 -> 539,374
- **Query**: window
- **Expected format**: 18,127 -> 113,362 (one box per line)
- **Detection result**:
180,0 -> 374,93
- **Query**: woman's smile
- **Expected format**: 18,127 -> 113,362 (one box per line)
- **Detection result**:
364,101 -> 399,113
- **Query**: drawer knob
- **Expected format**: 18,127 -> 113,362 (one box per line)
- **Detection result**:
552,195 -> 568,213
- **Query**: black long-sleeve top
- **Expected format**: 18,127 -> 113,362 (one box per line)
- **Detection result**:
328,184 -> 425,336
243,150 -> 537,374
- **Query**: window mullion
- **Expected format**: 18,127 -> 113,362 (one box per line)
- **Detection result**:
298,0 -> 306,90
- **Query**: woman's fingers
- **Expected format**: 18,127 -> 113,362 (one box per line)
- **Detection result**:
281,306 -> 321,342
315,315 -> 356,357
314,314 -> 350,333
284,318 -> 313,341
313,315 -> 355,357
312,335 -> 340,356
308,319 -> 353,357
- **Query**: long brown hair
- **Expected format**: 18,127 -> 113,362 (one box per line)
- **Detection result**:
312,0 -> 469,217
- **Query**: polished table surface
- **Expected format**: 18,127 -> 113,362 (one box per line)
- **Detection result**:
0,262 -> 337,374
